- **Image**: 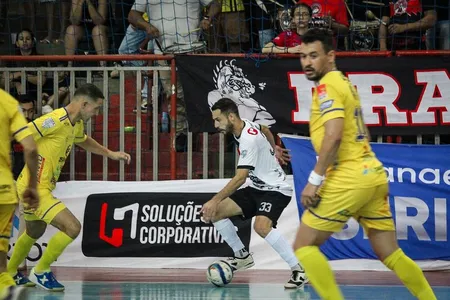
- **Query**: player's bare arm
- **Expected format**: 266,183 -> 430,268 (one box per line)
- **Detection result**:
19,135 -> 40,209
77,136 -> 131,164
260,125 -> 291,165
201,168 -> 248,222
301,118 -> 344,208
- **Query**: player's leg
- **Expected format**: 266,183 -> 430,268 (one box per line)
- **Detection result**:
210,187 -> 255,271
17,203 -> 26,271
0,204 -> 22,299
252,191 -> 307,289
8,218 -> 46,287
29,206 -> 80,291
358,184 -> 437,300
293,186 -> 367,300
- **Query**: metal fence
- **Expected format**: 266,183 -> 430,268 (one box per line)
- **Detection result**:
1,53 -> 448,182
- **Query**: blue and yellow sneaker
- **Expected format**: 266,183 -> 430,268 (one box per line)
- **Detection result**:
13,271 -> 36,287
28,268 -> 64,292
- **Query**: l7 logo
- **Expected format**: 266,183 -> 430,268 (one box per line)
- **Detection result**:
99,203 -> 139,248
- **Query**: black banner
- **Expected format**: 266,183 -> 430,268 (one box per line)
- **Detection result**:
177,56 -> 450,135
82,193 -> 251,257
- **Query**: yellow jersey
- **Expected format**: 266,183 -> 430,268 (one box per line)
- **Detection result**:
309,71 -> 387,189
17,108 -> 87,193
0,89 -> 32,204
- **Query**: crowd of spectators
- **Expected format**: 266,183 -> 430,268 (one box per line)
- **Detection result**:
0,0 -> 448,150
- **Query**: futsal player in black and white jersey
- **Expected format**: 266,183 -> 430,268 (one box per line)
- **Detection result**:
201,98 -> 308,289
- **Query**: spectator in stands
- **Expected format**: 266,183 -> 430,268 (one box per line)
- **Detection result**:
298,0 -> 349,36
128,0 -> 221,150
262,3 -> 312,53
379,0 -> 437,50
207,0 -> 250,53
427,2 -> 449,50
65,0 -> 110,70
111,13 -> 152,111
23,0 -> 70,44
0,29 -> 48,98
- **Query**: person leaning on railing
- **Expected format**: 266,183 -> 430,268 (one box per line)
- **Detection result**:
0,29 -> 48,99
262,3 -> 312,54
378,0 -> 437,51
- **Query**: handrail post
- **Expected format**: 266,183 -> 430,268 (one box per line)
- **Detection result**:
170,58 -> 177,180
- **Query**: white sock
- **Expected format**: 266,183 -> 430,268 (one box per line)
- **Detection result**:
264,229 -> 303,271
213,219 -> 247,257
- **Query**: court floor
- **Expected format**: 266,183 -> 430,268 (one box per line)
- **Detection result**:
22,268 -> 450,299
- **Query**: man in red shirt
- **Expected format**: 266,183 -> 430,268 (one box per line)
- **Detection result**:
298,0 -> 349,36
262,3 -> 311,53
379,0 -> 437,50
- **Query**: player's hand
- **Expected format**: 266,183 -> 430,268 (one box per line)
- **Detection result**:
275,145 -> 291,165
388,24 -> 406,35
22,188 -> 39,211
301,183 -> 320,209
109,151 -> 131,164
200,199 -> 220,223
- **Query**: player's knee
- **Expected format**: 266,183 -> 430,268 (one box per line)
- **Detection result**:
63,219 -> 82,239
253,217 -> 273,238
26,222 -> 47,239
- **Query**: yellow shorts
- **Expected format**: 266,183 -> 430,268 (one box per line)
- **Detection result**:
22,190 -> 66,224
0,204 -> 15,253
302,182 -> 395,233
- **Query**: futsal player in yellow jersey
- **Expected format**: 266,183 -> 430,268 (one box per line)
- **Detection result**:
0,89 -> 39,299
292,28 -> 436,300
8,84 -> 131,292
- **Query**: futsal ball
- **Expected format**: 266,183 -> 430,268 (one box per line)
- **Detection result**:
206,260 -> 234,287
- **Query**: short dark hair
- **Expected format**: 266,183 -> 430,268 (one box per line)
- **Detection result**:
17,94 -> 35,105
291,3 -> 312,19
74,83 -> 105,102
301,28 -> 334,53
211,98 -> 239,117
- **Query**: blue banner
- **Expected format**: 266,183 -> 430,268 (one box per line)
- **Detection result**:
281,135 -> 450,260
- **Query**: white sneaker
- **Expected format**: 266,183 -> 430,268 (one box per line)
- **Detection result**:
224,253 -> 255,272
284,270 -> 308,289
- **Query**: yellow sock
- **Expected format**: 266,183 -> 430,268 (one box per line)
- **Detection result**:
383,248 -> 436,300
0,272 -> 15,298
35,232 -> 74,273
7,233 -> 36,276
295,246 -> 344,300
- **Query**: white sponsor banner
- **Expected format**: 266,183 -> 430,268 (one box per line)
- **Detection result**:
9,177 -> 450,271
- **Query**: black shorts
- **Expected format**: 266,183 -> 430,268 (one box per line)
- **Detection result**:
230,187 -> 291,228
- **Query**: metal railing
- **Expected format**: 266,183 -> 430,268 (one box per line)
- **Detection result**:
1,53 -> 448,182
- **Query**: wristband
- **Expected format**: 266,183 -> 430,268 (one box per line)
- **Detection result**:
308,171 -> 324,186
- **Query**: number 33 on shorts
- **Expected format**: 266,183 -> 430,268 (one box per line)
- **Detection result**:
259,202 -> 272,212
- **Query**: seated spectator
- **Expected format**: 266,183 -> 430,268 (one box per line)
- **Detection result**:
262,3 -> 311,53
427,3 -> 449,50
42,63 -> 71,108
298,0 -> 349,37
379,0 -> 437,50
0,29 -> 48,98
65,0 -> 110,69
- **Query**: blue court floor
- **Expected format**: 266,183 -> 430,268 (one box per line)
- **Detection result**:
23,282 -> 450,300
20,268 -> 450,299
